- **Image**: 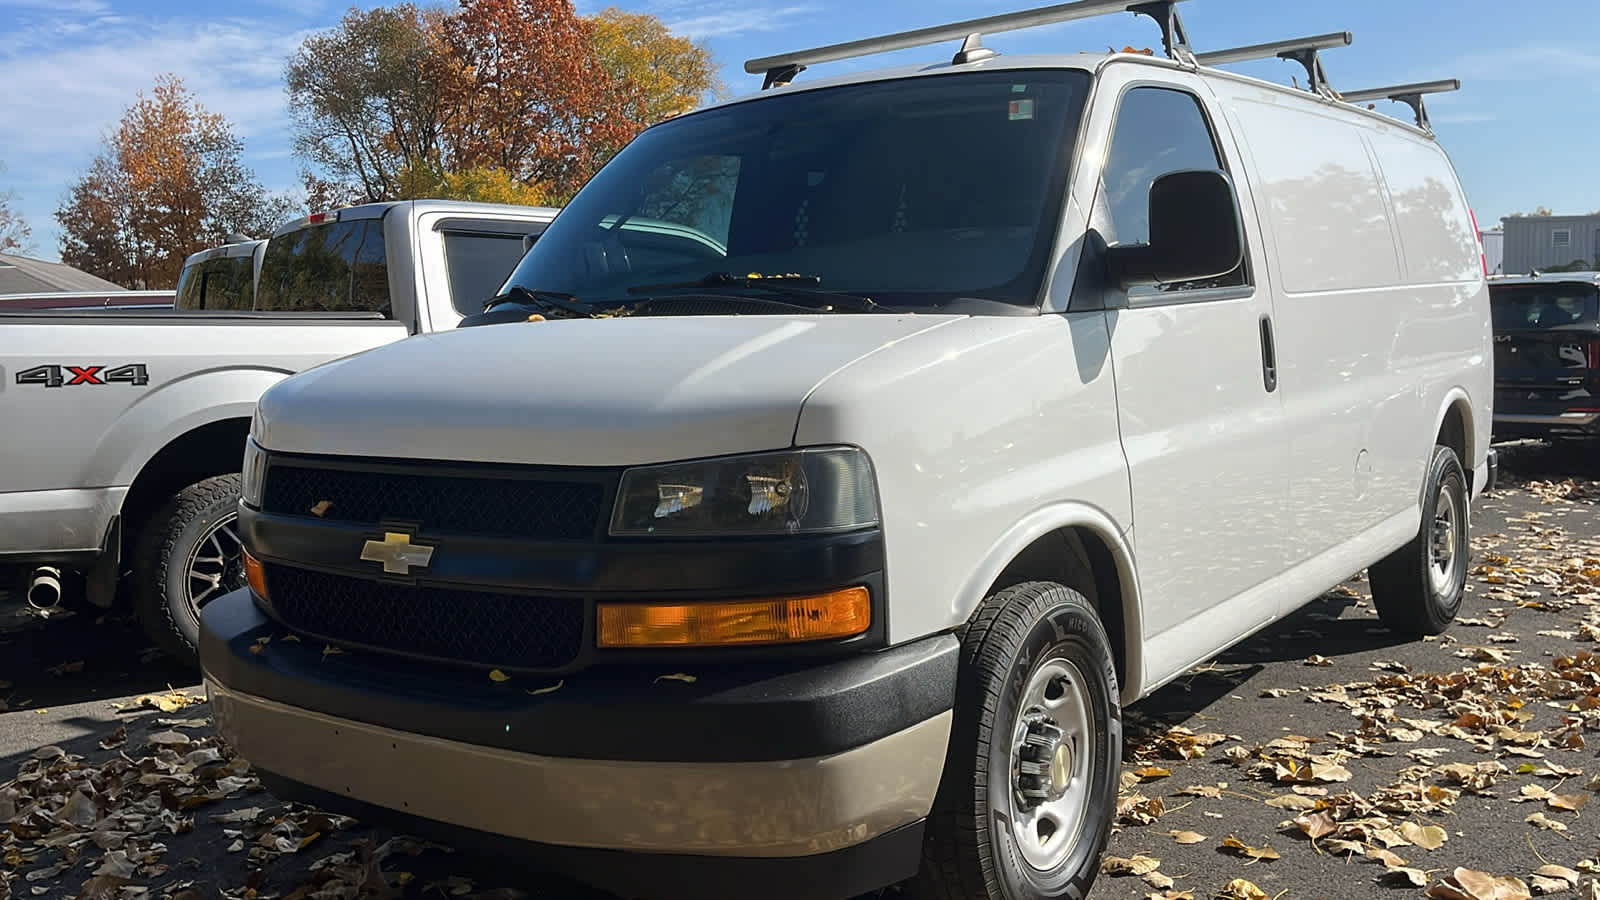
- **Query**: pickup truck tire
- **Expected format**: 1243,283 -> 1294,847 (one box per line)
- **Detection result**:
1368,443 -> 1469,636
132,473 -> 245,667
913,581 -> 1120,900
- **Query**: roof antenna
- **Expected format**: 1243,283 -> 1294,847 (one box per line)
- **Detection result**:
952,32 -> 999,64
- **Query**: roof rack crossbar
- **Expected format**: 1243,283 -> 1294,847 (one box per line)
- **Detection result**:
1339,78 -> 1461,130
1193,31 -> 1351,96
743,0 -> 1193,89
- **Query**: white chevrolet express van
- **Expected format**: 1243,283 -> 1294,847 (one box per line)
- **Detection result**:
198,2 -> 1495,898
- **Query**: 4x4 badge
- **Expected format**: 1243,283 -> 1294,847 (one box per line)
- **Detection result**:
359,531 -> 435,575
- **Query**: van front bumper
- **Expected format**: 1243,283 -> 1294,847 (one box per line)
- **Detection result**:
198,588 -> 958,900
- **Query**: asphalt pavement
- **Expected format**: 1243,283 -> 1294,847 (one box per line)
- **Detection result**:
4,439 -> 1599,900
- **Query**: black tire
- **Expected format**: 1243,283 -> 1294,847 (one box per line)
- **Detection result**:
1368,444 -> 1469,636
132,473 -> 246,667
911,581 -> 1121,900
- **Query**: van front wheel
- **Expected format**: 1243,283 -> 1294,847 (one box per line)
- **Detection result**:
1369,444 -> 1469,636
913,581 -> 1121,900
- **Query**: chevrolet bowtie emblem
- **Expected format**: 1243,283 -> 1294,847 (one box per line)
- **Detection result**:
359,531 -> 435,575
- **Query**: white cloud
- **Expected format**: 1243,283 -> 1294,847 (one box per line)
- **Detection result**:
1445,45 -> 1600,81
0,12 -> 315,257
0,0 -> 110,13
1432,112 -> 1497,125
664,6 -> 817,40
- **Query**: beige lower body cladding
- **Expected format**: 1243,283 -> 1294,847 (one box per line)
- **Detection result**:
205,678 -> 951,858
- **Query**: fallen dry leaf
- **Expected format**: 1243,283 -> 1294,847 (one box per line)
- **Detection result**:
1385,868 -> 1432,888
1143,870 -> 1174,890
1101,854 -> 1162,876
1526,812 -> 1570,834
1292,811 -> 1337,840
1265,793 -> 1320,811
1400,821 -> 1449,850
1221,878 -> 1269,900
1220,836 -> 1281,863
1529,866 -> 1580,896
1427,867 -> 1534,900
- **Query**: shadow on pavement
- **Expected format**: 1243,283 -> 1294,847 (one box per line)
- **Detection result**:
1493,438 -> 1600,482
0,596 -> 199,713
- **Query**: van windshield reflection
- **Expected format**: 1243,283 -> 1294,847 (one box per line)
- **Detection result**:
500,69 -> 1091,314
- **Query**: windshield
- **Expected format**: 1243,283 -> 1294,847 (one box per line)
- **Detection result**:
175,254 -> 256,310
1490,284 -> 1599,330
255,218 -> 389,312
500,69 -> 1091,313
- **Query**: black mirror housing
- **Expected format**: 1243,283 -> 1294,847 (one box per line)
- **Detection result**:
1105,169 -> 1245,289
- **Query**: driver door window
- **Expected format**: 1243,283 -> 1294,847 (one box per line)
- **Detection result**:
1098,85 -> 1248,295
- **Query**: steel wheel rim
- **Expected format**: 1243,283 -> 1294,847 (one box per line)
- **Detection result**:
1428,482 -> 1462,596
1004,655 -> 1094,873
184,512 -> 245,614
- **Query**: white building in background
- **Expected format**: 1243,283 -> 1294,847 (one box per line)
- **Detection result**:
1479,228 -> 1504,275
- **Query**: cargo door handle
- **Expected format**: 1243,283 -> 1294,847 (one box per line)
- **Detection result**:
1259,314 -> 1277,393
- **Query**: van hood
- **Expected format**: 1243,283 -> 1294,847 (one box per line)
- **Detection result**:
254,314 -> 964,467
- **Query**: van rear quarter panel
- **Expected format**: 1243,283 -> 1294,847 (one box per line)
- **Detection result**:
1206,76 -> 1490,568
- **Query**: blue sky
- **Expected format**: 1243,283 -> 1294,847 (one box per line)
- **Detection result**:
2,0 -> 1596,261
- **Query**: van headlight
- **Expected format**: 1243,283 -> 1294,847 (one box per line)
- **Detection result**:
610,447 -> 879,537
240,436 -> 267,508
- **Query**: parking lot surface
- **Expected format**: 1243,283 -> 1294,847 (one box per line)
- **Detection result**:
4,440 -> 1599,900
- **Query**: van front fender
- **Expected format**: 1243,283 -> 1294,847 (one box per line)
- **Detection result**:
955,502 -> 1145,705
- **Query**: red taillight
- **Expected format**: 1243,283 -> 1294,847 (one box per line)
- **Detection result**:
306,211 -> 335,224
1588,338 -> 1600,370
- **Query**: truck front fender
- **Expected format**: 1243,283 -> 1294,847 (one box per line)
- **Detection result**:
81,366 -> 298,490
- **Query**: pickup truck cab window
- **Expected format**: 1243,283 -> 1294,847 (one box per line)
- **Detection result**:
440,229 -> 534,316
501,69 -> 1092,313
175,255 -> 255,310
255,218 -> 390,312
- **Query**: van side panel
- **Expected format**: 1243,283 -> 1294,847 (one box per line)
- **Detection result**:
1208,75 -> 1490,615
1215,88 -> 1418,569
1362,129 -> 1494,499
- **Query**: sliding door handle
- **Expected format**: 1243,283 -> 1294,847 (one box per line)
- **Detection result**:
1259,314 -> 1278,393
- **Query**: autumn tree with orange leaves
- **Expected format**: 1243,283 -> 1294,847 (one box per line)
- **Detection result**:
56,75 -> 295,289
286,0 -> 718,208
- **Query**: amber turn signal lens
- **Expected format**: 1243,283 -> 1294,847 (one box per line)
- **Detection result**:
243,548 -> 267,600
597,587 -> 871,648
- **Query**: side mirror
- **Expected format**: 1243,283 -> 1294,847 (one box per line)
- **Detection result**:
522,230 -> 545,254
1105,169 -> 1244,289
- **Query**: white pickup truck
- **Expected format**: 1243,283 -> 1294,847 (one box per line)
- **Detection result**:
1,198 -> 560,665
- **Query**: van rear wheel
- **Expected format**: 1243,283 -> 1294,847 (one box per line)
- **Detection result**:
912,581 -> 1121,900
1368,444 -> 1469,636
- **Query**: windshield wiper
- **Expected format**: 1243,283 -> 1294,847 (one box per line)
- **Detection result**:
625,272 -> 895,313
481,285 -> 600,318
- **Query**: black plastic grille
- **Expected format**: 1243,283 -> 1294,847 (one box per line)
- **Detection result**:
263,565 -> 584,672
261,463 -> 606,540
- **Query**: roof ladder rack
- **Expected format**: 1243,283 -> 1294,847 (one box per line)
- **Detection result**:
1339,78 -> 1461,131
744,0 -> 1195,90
1193,31 -> 1351,97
